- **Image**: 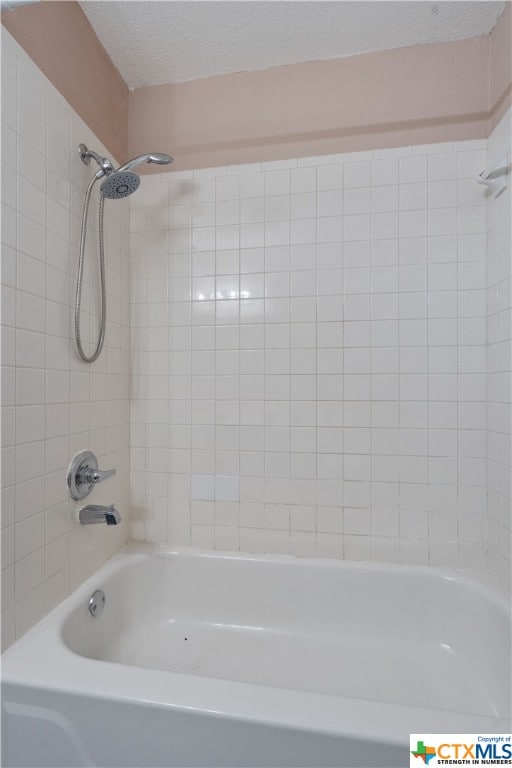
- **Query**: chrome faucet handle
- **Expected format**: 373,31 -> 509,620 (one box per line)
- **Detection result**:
67,450 -> 116,501
78,467 -> 116,485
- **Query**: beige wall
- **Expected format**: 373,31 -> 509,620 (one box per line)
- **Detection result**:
1,0 -> 128,162
129,35 -> 490,172
3,2 -> 509,172
489,1 -> 512,130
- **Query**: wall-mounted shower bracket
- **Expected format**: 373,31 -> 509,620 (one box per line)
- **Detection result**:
476,160 -> 510,199
78,144 -> 113,175
78,143 -> 92,165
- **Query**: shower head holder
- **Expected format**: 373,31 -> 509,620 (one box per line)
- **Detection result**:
476,161 -> 510,199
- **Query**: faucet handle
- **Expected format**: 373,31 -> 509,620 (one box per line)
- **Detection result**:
79,467 -> 116,484
67,450 -> 116,501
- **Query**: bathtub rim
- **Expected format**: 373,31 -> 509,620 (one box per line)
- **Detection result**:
3,543 -> 511,745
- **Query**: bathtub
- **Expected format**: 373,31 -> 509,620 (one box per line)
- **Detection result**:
2,544 -> 511,767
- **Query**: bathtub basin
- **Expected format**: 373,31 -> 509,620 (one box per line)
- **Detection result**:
2,544 -> 511,767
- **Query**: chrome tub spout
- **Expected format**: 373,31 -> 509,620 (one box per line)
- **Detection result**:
79,504 -> 121,526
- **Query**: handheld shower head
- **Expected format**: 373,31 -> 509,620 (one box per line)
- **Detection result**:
100,171 -> 140,199
117,153 -> 173,173
147,153 -> 174,164
75,143 -> 174,365
89,148 -> 173,199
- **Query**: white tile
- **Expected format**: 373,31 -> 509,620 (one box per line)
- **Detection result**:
17,59 -> 47,119
399,156 -> 427,184
316,165 -> 343,191
371,158 -> 398,186
290,167 -> 316,194
264,171 -> 289,196
14,548 -> 44,599
2,32 -> 131,644
191,474 -> 215,501
7,82 -> 492,596
17,99 -> 46,156
14,583 -> 45,636
215,475 -> 240,502
18,177 -> 46,226
343,161 -> 370,189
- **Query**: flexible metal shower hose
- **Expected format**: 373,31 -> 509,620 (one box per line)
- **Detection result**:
75,174 -> 106,363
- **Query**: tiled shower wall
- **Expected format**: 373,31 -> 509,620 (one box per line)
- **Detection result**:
1,29 -> 130,649
487,107 -> 512,592
130,138 -> 490,570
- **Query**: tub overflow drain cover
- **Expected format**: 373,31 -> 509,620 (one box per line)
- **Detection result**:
89,589 -> 106,617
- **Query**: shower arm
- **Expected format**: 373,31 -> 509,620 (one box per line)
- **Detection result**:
79,144 -> 114,175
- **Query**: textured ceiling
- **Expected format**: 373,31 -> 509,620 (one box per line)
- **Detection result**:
80,1 -> 505,89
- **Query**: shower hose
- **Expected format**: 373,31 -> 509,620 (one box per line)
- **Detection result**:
75,174 -> 106,363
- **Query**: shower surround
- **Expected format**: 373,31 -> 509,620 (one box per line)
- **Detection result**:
130,129 -> 509,582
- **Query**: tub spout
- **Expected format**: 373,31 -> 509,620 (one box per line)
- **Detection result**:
79,504 -> 121,526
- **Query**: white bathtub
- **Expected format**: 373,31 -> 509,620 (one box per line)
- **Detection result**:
2,544 -> 511,767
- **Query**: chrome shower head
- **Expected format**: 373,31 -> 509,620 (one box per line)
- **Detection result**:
117,153 -> 174,173
82,145 -> 173,199
100,171 -> 141,199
